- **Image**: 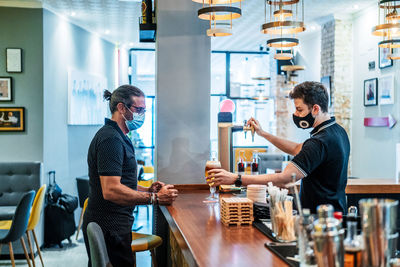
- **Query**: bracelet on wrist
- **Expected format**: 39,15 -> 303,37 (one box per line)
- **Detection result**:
155,193 -> 159,205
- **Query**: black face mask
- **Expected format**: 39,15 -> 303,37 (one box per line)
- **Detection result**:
292,112 -> 315,129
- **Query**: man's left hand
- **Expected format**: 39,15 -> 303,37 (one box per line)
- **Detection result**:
206,169 -> 237,187
149,181 -> 165,193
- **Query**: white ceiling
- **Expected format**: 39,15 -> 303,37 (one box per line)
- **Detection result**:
0,0 -> 377,50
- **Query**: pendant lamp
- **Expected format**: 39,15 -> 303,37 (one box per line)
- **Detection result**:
262,0 -> 306,60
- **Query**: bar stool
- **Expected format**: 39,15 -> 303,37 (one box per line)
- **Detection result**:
76,198 -> 89,240
131,232 -> 162,267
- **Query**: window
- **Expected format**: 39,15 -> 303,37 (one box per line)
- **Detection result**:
210,51 -> 274,156
129,49 -> 155,166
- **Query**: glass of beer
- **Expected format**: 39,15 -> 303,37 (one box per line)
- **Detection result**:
204,158 -> 221,202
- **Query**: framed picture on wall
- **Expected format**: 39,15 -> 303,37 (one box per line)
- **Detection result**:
0,77 -> 12,102
364,78 -> 378,106
321,76 -> 332,107
379,75 -> 395,105
379,47 -> 393,69
0,107 -> 25,132
6,48 -> 22,73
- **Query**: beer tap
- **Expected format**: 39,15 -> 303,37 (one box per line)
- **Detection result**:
243,120 -> 255,142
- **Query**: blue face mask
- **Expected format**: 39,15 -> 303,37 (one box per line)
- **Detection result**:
123,106 -> 145,131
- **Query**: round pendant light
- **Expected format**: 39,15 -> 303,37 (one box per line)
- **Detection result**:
273,9 -> 293,19
372,0 -> 400,59
281,65 -> 305,71
193,0 -> 242,37
207,27 -> 233,37
198,6 -> 242,20
261,21 -> 305,35
262,0 -> 305,60
379,39 -> 400,48
267,37 -> 299,47
274,53 -> 293,60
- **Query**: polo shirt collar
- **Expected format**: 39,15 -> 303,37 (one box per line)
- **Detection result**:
311,117 -> 336,137
104,118 -> 132,146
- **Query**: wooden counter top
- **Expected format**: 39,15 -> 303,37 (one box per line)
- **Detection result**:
160,190 -> 287,267
346,178 -> 400,194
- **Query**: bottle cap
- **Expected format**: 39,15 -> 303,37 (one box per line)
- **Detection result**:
333,211 -> 343,220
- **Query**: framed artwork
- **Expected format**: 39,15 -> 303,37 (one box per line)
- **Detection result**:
321,76 -> 332,107
364,78 -> 378,106
0,107 -> 25,132
379,47 -> 393,69
0,77 -> 12,101
6,48 -> 22,73
379,75 -> 395,105
68,69 -> 108,125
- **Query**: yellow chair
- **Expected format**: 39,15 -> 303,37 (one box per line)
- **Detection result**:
131,232 -> 162,267
138,166 -> 154,188
76,198 -> 88,240
0,184 -> 47,267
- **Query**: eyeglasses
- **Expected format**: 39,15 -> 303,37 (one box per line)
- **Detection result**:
130,105 -> 146,114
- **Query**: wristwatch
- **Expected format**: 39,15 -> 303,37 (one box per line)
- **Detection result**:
234,174 -> 242,187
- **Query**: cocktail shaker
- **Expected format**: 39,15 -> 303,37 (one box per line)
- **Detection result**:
312,204 -> 344,267
359,198 -> 399,267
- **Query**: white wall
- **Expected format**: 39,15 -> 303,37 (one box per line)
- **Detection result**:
43,10 -> 115,206
352,6 -> 400,179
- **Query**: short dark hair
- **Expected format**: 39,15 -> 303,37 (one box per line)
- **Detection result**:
289,81 -> 329,113
103,85 -> 145,113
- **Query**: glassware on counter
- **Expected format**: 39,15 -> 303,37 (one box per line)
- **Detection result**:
267,182 -> 296,242
204,156 -> 221,203
312,204 -> 345,267
344,206 -> 362,267
359,198 -> 399,267
296,208 -> 317,267
251,151 -> 259,175
237,150 -> 245,175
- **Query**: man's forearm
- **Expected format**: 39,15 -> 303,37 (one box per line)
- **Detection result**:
241,173 -> 288,188
259,130 -> 302,156
105,183 -> 151,206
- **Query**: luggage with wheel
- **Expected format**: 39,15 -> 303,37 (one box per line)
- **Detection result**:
44,171 -> 78,248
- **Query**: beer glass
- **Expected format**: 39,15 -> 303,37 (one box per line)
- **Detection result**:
204,158 -> 221,202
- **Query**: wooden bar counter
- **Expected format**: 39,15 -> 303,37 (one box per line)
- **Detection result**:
154,179 -> 400,267
155,187 -> 286,267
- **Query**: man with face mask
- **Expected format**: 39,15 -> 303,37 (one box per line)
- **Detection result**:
207,81 -> 350,214
83,85 -> 178,267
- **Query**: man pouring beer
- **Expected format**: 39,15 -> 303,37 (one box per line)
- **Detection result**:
207,81 -> 350,213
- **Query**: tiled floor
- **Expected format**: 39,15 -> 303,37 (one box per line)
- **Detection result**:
0,206 -> 153,267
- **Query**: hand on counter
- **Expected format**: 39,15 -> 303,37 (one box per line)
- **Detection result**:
157,184 -> 178,205
247,117 -> 264,136
149,181 -> 165,193
206,169 -> 237,187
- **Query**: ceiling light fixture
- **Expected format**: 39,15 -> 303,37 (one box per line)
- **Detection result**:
194,0 -> 243,37
105,30 -> 110,34
372,0 -> 400,59
70,11 -> 76,17
262,0 -> 306,60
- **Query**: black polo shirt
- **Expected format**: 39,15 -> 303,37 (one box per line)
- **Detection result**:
291,117 -> 350,214
84,118 -> 137,235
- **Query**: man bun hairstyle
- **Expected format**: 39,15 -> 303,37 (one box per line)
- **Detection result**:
103,85 -> 145,113
289,81 -> 329,113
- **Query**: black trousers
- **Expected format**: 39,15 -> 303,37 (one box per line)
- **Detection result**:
83,222 -> 134,267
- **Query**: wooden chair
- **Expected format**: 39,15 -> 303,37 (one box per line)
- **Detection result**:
131,232 -> 162,267
0,191 -> 35,267
76,198 -> 89,240
0,185 -> 47,267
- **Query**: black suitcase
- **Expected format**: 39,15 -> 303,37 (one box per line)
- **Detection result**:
44,171 -> 78,248
44,203 -> 76,247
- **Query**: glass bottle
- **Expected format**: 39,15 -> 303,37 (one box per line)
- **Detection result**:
344,208 -> 362,267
